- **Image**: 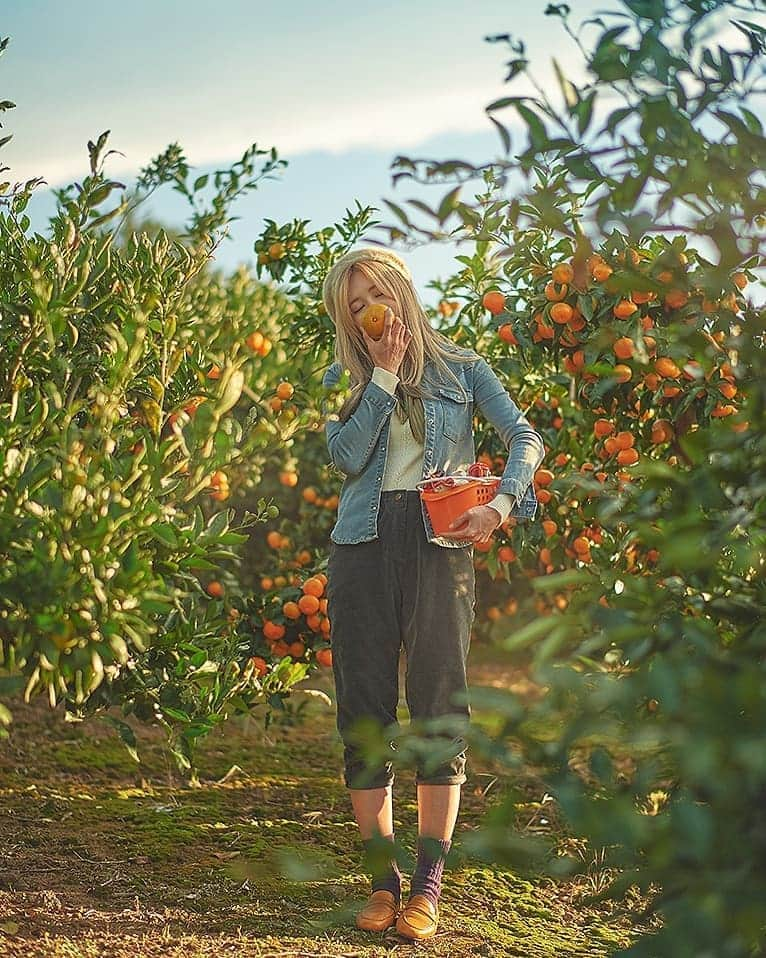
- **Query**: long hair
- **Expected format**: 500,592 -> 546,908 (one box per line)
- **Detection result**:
321,247 -> 480,443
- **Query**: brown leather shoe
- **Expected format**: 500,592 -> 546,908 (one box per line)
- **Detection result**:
355,889 -> 401,932
395,893 -> 439,940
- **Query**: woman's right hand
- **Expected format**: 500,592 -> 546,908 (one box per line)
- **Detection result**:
362,307 -> 412,376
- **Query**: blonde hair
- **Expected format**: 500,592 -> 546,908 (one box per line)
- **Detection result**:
321,246 -> 480,443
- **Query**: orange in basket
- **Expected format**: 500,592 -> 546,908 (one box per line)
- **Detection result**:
419,478 -> 501,536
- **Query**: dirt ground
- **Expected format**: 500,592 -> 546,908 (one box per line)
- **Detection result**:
0,641 -> 659,957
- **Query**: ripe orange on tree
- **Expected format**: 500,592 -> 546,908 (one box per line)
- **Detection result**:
552,263 -> 574,285
664,289 -> 689,309
632,290 -> 655,304
544,281 -> 568,302
298,594 -> 320,615
256,336 -> 273,357
288,640 -> 306,659
302,577 -> 324,597
206,581 -> 225,598
209,469 -> 230,501
498,323 -> 517,344
711,403 -> 736,417
282,601 -> 301,620
617,447 -> 640,465
482,290 -> 506,315
592,262 -> 613,282
572,536 -> 591,555
263,620 -> 286,641
612,336 -> 635,359
651,420 -> 674,444
655,357 -> 681,379
249,656 -> 269,677
246,330 -> 264,352
614,300 -> 638,319
316,648 -> 333,668
272,639 -> 290,658
550,302 -> 574,324
276,382 -> 294,400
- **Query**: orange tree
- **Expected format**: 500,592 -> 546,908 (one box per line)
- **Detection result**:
287,3 -> 763,955
0,59 -> 341,778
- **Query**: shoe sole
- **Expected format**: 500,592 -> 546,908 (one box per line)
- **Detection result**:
395,918 -> 439,940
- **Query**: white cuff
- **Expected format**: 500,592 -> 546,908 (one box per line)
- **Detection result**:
486,493 -> 516,523
371,366 -> 400,396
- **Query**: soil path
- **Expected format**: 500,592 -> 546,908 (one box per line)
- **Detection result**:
0,642 -> 654,957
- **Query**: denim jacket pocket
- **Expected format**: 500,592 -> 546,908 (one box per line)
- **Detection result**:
437,384 -> 471,443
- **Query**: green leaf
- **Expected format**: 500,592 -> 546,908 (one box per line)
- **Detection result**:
100,715 -> 141,763
150,523 -> 179,549
437,186 -> 462,223
162,706 -> 192,723
576,91 -> 597,137
505,59 -> 528,82
382,199 -> 411,228
516,104 -> 547,150
739,108 -> 763,135
501,615 -> 560,651
486,95 -> 524,113
488,116 -> 512,156
531,569 -> 591,592
206,509 -> 231,537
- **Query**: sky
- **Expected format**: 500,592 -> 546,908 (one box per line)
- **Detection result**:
2,1 -> 763,302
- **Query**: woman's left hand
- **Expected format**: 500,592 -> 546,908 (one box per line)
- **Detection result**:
440,505 -> 502,543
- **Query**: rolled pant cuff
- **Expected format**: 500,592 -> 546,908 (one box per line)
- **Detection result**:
345,771 -> 396,790
415,772 -> 467,786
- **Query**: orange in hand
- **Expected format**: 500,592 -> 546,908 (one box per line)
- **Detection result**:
360,303 -> 388,341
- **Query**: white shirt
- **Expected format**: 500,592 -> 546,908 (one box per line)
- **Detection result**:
371,366 -> 516,523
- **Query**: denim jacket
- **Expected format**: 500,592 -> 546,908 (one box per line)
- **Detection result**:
322,351 -> 546,548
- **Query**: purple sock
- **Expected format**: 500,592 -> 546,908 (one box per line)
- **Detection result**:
410,835 -> 451,907
362,833 -> 401,900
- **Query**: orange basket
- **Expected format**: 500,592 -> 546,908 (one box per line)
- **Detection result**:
418,477 -> 501,536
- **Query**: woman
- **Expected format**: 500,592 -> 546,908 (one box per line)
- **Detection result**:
320,247 -> 545,941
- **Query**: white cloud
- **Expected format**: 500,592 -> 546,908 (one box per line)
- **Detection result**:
5,79 -> 525,190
